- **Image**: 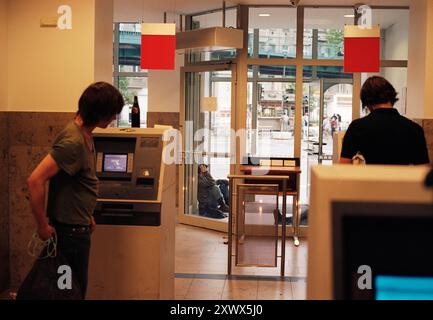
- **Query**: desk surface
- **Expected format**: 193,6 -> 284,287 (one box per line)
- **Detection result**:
240,165 -> 301,174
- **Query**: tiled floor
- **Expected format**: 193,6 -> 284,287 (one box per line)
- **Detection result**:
175,223 -> 307,300
0,223 -> 308,300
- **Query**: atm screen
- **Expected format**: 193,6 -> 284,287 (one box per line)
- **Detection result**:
375,276 -> 433,300
103,154 -> 128,173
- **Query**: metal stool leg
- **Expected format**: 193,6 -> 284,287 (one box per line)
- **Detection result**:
293,195 -> 300,247
228,178 -> 233,275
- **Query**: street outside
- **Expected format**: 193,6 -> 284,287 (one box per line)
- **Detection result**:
204,131 -> 335,205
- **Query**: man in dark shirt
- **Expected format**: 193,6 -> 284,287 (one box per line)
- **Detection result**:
340,76 -> 430,165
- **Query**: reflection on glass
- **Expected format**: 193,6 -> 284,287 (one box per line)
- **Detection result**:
248,7 -> 297,59
117,77 -> 148,128
188,49 -> 236,63
303,66 -> 352,80
191,8 -> 237,29
304,8 -> 355,60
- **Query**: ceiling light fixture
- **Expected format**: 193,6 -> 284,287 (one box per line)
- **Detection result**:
344,14 -> 356,18
259,14 -> 271,17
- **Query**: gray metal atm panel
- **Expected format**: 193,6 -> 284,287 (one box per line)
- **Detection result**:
94,135 -> 163,201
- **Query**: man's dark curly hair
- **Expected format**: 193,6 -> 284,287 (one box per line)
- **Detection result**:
360,76 -> 399,108
78,82 -> 124,127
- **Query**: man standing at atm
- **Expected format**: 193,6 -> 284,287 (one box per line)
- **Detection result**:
26,82 -> 124,299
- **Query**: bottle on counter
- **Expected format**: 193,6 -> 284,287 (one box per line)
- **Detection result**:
131,95 -> 140,128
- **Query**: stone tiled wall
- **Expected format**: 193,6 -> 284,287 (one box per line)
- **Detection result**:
8,112 -> 73,289
5,111 -> 180,289
0,113 -> 10,292
147,112 -> 180,130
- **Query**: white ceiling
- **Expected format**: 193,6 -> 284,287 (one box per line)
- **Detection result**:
115,0 -> 410,17
190,7 -> 407,30
124,2 -> 409,30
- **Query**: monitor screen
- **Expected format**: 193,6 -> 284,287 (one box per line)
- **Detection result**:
332,202 -> 433,300
375,275 -> 433,300
103,154 -> 128,173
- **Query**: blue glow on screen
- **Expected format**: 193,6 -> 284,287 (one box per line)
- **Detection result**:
376,276 -> 433,300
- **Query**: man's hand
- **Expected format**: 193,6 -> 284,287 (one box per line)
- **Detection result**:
90,217 -> 96,234
37,224 -> 55,241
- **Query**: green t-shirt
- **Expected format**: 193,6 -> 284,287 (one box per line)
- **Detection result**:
47,121 -> 98,226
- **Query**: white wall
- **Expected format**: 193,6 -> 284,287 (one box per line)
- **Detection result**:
382,12 -> 408,115
6,0 -> 114,112
407,0 -> 433,119
383,12 -> 409,60
114,0 -> 180,25
148,53 -> 184,113
0,0 -> 7,111
427,1 -> 433,118
94,0 -> 114,83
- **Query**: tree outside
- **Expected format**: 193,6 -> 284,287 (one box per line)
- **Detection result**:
325,29 -> 344,57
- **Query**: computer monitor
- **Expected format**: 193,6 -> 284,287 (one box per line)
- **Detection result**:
332,201 -> 433,300
307,165 -> 433,300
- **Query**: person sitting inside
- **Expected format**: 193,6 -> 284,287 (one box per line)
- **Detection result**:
198,164 -> 229,219
340,76 -> 430,165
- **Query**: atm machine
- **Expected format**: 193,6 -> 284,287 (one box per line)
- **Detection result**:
86,127 -> 176,300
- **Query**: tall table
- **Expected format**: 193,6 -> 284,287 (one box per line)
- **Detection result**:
239,165 -> 302,247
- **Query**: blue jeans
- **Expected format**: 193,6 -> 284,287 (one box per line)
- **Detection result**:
216,180 -> 229,205
199,184 -> 229,216
54,223 -> 91,299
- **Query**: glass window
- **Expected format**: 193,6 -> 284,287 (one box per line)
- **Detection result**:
247,65 -> 297,158
249,65 -> 297,79
303,65 -> 353,81
187,8 -> 238,63
187,49 -> 237,63
191,7 -> 237,29
301,66 -> 353,205
118,23 -> 141,72
304,8 -> 355,60
117,76 -> 148,128
114,23 -> 148,128
248,7 -> 297,59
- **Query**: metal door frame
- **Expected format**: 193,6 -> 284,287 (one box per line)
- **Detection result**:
178,63 -> 237,232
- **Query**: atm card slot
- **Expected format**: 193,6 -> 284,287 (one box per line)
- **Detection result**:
99,177 -> 132,182
136,178 -> 154,187
101,203 -> 133,212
